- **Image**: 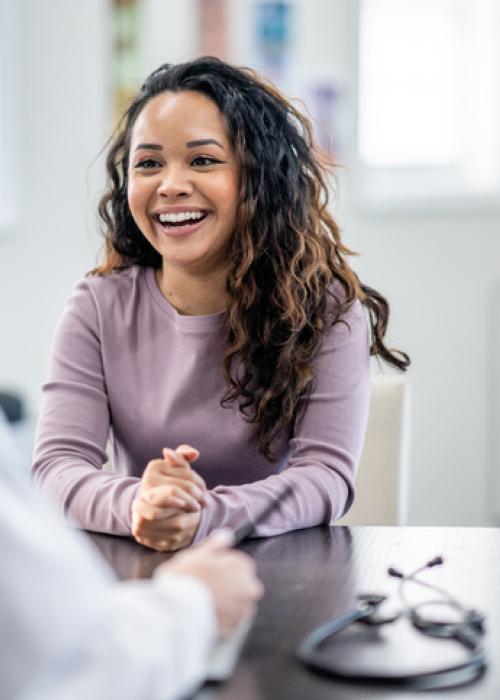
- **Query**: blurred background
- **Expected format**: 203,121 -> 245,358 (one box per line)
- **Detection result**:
1,0 -> 499,526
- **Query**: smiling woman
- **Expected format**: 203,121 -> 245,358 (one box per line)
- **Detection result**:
32,57 -> 409,552
127,90 -> 240,313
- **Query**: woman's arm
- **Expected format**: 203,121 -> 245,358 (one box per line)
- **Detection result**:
192,299 -> 370,543
32,281 -> 140,534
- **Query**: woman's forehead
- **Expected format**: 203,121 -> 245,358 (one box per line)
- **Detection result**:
131,90 -> 231,145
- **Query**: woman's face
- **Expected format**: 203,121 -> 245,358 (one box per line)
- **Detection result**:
127,90 -> 240,275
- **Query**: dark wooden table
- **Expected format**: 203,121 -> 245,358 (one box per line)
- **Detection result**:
88,526 -> 500,699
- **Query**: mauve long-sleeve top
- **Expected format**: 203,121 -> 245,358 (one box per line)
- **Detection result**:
32,265 -> 370,542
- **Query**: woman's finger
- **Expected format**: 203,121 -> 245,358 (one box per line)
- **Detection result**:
156,460 -> 207,490
134,510 -> 201,551
162,447 -> 190,469
142,484 -> 204,511
135,512 -> 195,536
149,476 -> 206,505
176,444 -> 200,462
162,448 -> 206,487
134,494 -> 196,521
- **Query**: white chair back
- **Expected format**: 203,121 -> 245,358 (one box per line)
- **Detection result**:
339,375 -> 410,526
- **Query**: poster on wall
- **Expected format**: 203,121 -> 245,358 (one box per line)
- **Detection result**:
198,0 -> 228,59
111,0 -> 142,125
252,1 -> 344,161
254,0 -> 293,81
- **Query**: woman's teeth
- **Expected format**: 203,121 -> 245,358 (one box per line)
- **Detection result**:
158,211 -> 206,225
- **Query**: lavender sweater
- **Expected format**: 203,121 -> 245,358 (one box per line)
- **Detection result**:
33,266 -> 370,542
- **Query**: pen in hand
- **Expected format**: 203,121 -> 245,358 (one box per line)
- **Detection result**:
232,483 -> 294,546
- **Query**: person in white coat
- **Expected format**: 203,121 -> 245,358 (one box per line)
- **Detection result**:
0,411 -> 263,700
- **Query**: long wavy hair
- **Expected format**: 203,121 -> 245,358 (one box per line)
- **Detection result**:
92,56 -> 410,460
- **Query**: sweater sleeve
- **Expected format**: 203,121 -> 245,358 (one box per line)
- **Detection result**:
32,281 -> 140,535
193,299 -> 370,543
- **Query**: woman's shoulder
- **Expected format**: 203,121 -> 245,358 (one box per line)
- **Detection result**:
63,265 -> 151,326
81,264 -> 146,293
322,281 -> 369,348
55,266 -> 157,342
74,265 -> 150,307
327,280 -> 366,322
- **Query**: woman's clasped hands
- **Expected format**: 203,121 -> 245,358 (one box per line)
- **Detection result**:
132,444 -> 207,551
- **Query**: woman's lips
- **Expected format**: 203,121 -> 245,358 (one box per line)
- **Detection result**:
153,212 -> 211,238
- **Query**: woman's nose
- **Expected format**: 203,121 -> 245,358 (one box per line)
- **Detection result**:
157,168 -> 193,198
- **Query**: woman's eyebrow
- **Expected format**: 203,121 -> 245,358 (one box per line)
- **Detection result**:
186,138 -> 224,149
133,143 -> 163,151
133,139 -> 225,151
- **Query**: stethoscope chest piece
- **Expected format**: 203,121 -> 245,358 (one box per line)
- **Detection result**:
357,594 -> 401,626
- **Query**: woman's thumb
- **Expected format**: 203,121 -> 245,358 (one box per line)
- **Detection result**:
176,444 -> 200,462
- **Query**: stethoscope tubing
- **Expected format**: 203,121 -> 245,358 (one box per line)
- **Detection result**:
297,606 -> 487,688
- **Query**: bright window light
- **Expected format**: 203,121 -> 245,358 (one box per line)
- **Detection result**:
357,0 -> 500,205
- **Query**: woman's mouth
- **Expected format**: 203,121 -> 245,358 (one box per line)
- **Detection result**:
152,210 -> 210,236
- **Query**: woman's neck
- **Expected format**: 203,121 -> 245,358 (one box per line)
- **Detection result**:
156,265 -> 228,316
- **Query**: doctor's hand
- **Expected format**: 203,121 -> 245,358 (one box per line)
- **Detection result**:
155,529 -> 264,637
132,445 -> 206,551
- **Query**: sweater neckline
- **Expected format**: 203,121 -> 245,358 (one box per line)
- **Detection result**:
143,266 -> 226,329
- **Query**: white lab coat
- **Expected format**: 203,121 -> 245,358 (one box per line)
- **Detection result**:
0,413 -> 216,700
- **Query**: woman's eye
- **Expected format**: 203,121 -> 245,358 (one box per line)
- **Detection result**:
191,155 -> 221,167
135,158 -> 161,169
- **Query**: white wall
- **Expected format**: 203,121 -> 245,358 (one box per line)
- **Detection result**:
1,0 -> 499,526
349,208 -> 500,526
0,0 -> 109,411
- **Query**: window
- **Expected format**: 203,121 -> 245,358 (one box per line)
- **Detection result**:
356,0 -> 500,210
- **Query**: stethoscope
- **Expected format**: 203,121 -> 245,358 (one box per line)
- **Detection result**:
297,556 -> 487,690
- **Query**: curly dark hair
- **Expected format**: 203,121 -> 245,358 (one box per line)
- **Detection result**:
92,56 -> 410,460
